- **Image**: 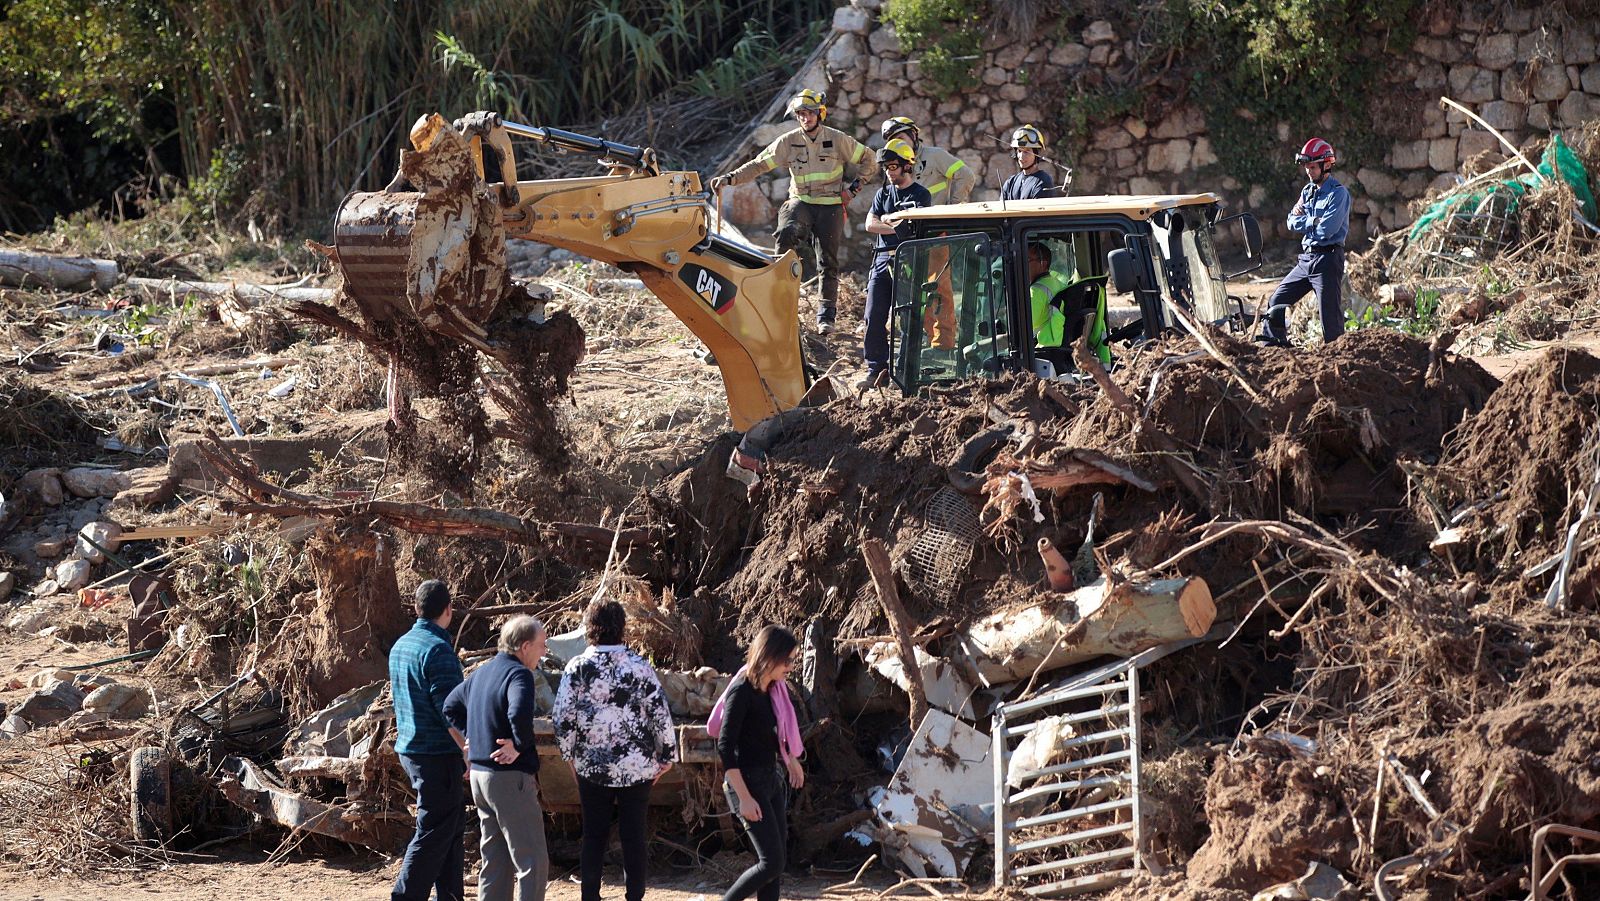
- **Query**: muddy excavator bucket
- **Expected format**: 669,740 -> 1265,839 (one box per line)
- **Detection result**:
331,114 -> 510,346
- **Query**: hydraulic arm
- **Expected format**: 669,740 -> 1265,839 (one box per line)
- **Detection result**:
331,111 -> 808,431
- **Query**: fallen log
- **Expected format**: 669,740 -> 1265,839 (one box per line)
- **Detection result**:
0,249 -> 119,291
955,575 -> 1215,687
124,276 -> 334,304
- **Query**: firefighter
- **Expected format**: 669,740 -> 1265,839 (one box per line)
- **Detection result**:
711,90 -> 877,334
879,116 -> 976,205
1000,125 -> 1054,201
1257,137 -> 1351,347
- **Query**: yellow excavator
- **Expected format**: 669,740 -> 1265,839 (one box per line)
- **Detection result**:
330,110 -> 810,432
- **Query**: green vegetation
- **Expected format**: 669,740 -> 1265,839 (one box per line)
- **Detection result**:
0,0 -> 830,234
882,0 -> 986,92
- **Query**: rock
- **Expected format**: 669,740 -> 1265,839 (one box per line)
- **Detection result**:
18,469 -> 65,506
863,80 -> 899,103
1502,6 -> 1533,30
1447,65 -> 1497,103
1458,129 -> 1503,161
1083,20 -> 1116,45
30,579 -> 60,599
55,558 -> 92,592
1124,117 -> 1148,140
1479,100 -> 1526,131
751,123 -> 787,147
1420,104 -> 1447,139
826,32 -> 864,71
1147,138 -> 1191,173
15,680 -> 86,727
725,181 -> 775,229
1474,33 -> 1516,71
994,43 -> 1027,70
959,106 -> 985,125
1014,104 -> 1041,124
1500,68 -> 1531,105
61,467 -> 131,499
832,5 -> 871,35
1581,63 -> 1600,95
0,571 -> 12,602
1564,27 -> 1598,65
991,100 -> 1014,131
1357,167 -> 1399,198
76,521 -> 123,564
868,24 -> 901,57
82,683 -> 153,719
981,66 -> 1007,87
1192,136 -> 1218,168
1529,61 -> 1568,101
1129,175 -> 1163,195
1527,102 -> 1553,131
998,83 -> 1027,102
1088,44 -> 1110,66
1429,137 -> 1458,171
1392,139 -> 1430,170
1558,90 -> 1597,126
27,669 -> 74,689
1093,124 -> 1133,150
1517,30 -> 1556,63
1,714 -> 30,738
33,535 -> 70,559
852,0 -> 882,10
1414,37 -> 1452,63
1048,42 -> 1088,67
1414,62 -> 1448,93
1152,105 -> 1206,139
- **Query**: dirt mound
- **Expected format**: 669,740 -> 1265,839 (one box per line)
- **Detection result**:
1428,345 -> 1600,603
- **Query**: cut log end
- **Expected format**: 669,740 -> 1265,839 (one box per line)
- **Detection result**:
1178,578 -> 1216,637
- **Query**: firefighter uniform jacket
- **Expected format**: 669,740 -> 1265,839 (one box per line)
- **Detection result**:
727,125 -> 877,205
915,145 -> 976,204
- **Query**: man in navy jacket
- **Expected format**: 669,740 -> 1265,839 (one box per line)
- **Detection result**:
1258,137 -> 1352,347
444,615 -> 550,901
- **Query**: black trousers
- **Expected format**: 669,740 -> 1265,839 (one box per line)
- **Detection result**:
576,775 -> 653,901
393,752 -> 466,901
1262,248 -> 1345,344
721,772 -> 789,901
863,252 -> 894,375
775,198 -> 843,320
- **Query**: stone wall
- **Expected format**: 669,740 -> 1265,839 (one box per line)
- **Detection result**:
719,0 -> 1600,259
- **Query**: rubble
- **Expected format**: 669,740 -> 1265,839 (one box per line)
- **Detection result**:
60,467 -> 132,499
75,521 -> 123,563
13,680 -> 86,727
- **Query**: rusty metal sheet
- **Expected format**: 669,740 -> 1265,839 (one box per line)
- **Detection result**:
871,709 -> 992,878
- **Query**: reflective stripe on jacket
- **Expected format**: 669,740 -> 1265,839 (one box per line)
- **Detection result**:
727,125 -> 877,204
915,145 -> 975,204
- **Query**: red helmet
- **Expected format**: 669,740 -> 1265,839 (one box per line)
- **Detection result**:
1295,137 -> 1336,167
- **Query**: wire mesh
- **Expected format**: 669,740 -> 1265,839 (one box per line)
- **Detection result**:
904,487 -> 983,606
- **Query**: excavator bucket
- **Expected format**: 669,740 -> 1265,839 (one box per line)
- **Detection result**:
331,113 -> 510,347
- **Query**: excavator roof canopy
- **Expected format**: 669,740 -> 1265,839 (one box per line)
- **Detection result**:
889,192 -> 1221,222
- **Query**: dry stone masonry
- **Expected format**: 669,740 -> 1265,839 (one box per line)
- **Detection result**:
720,0 -> 1600,255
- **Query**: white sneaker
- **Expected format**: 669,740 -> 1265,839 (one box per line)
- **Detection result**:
816,321 -> 834,335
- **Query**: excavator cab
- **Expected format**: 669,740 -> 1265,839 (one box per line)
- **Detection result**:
886,195 -> 1261,393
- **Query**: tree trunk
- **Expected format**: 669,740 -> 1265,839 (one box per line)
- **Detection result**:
0,249 -> 119,291
956,575 -> 1215,686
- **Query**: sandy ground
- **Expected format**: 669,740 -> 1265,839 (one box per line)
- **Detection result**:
3,852 -> 867,900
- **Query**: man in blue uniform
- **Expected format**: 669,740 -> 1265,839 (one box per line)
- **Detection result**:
999,125 -> 1054,202
859,138 -> 933,389
1257,137 -> 1352,347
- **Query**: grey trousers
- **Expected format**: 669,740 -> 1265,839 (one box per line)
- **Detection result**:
470,769 -> 550,901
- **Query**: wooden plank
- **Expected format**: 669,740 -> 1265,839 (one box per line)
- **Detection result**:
118,522 -> 234,541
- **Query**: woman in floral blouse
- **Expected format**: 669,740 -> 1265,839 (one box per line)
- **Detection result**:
553,599 -> 676,901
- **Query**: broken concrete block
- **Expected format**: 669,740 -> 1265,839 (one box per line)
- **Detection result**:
1,713 -> 31,738
658,667 -> 731,719
31,579 -> 60,598
82,683 -> 153,719
61,467 -> 132,499
34,535 -> 70,558
0,571 -> 13,602
18,469 -> 65,506
14,680 -> 86,726
55,558 -> 93,592
871,709 -> 992,878
76,521 -> 123,563
6,599 -> 58,635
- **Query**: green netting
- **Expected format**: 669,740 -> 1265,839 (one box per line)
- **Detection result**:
1407,134 -> 1597,242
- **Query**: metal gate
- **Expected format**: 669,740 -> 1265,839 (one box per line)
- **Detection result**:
993,656 -> 1142,896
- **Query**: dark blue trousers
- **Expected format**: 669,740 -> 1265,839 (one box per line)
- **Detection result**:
863,251 -> 894,375
1262,248 -> 1345,344
393,752 -> 466,901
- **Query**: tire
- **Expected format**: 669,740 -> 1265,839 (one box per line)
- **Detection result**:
130,746 -> 173,843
